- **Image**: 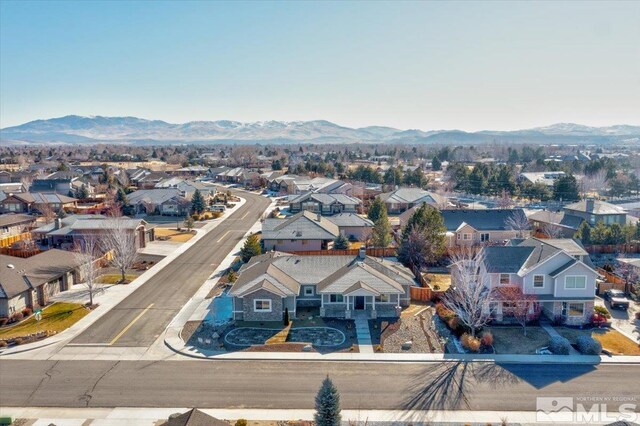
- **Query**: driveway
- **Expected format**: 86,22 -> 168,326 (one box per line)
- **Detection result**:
596,297 -> 640,342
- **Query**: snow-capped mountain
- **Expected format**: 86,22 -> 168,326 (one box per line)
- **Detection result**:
1,115 -> 638,145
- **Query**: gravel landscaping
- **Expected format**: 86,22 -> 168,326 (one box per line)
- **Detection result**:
371,306 -> 445,353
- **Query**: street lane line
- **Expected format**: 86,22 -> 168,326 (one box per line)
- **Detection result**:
240,211 -> 250,219
109,303 -> 154,346
216,230 -> 231,243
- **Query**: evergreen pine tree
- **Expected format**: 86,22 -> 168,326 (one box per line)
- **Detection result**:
576,222 -> 591,245
240,233 -> 262,263
190,189 -> 206,214
314,376 -> 341,426
115,187 -> 128,205
398,203 -> 446,267
367,197 -> 385,222
432,157 -> 442,171
371,206 -> 392,248
333,234 -> 349,250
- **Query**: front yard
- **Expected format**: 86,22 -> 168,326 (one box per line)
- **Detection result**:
556,327 -> 640,355
154,227 -> 196,242
183,307 -> 359,353
0,302 -> 89,342
486,326 -> 550,354
371,303 -> 445,353
96,273 -> 138,284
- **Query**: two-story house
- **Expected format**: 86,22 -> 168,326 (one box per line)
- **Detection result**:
288,192 -> 361,216
469,238 -> 600,326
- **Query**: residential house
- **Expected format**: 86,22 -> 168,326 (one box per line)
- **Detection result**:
31,177 -> 95,198
288,192 -> 360,215
518,171 -> 566,187
262,211 -> 339,252
126,188 -> 191,216
528,199 -> 634,237
0,214 -> 37,238
268,175 -> 353,196
459,238 -> 600,326
155,178 -> 217,201
0,249 -> 83,317
379,188 -> 447,214
437,209 -> 529,247
326,213 -> 373,242
32,215 -> 153,250
0,192 -> 78,214
564,199 -> 629,226
129,169 -> 172,189
229,249 -> 414,321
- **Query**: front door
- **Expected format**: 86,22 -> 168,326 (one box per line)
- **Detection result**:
354,296 -> 365,310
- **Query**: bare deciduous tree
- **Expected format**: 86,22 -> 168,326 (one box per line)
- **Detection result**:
496,190 -> 514,209
101,218 -> 138,283
38,202 -> 56,224
443,246 -> 495,337
496,286 -> 540,336
505,211 -> 531,238
74,234 -> 102,307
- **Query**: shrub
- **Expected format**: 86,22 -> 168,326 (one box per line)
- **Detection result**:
22,307 -> 33,317
594,305 -> 611,319
435,303 -> 455,321
0,340 -> 7,347
552,315 -> 564,326
548,335 -> 572,355
447,317 -> 466,337
11,312 -> 24,323
480,331 -> 494,347
13,337 -> 24,345
235,419 -> 247,426
461,333 -> 481,352
576,335 -> 602,355
0,317 -> 8,327
591,313 -> 608,327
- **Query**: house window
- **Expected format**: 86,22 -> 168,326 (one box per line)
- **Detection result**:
533,275 -> 544,288
304,287 -> 314,297
480,233 -> 490,242
375,294 -> 390,303
499,274 -> 510,284
456,234 -> 461,240
329,294 -> 344,303
253,299 -> 272,312
568,302 -> 584,317
565,276 -> 586,289
463,234 -> 471,241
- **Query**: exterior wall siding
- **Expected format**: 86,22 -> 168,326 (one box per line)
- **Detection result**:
242,289 -> 283,322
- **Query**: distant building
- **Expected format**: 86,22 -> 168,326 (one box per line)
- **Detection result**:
518,171 -> 566,187
379,188 -> 447,214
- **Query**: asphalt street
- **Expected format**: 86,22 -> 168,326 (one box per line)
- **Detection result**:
70,190 -> 271,347
0,360 -> 637,412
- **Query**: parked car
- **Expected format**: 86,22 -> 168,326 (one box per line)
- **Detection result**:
604,289 -> 630,310
209,204 -> 226,212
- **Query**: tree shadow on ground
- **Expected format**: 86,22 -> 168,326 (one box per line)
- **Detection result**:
496,363 -> 596,389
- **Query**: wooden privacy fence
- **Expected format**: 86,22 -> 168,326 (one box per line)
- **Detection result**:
597,281 -> 625,295
410,286 -> 434,302
0,232 -> 32,248
0,247 -> 42,257
585,244 -> 640,254
597,268 -> 626,285
285,247 -> 397,257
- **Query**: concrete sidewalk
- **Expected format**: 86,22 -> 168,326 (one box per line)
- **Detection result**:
0,407 -> 586,425
0,197 -> 246,358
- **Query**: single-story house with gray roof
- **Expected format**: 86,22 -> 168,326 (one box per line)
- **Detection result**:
288,192 -> 360,215
229,249 -> 415,321
261,210 -> 340,252
0,249 -> 84,317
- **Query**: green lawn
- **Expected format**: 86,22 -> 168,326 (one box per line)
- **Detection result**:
0,302 -> 89,340
97,274 -> 138,284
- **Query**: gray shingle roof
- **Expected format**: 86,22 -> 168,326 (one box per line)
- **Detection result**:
0,213 -> 36,228
326,213 -> 373,228
482,246 -> 535,273
0,249 -> 82,299
564,199 -> 626,215
440,209 -> 527,232
528,210 -> 584,230
262,211 -> 339,240
380,188 -> 445,205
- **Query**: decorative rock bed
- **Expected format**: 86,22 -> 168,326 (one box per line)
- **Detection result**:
224,326 -> 346,347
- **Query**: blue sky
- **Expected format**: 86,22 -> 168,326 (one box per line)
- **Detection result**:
1,1 -> 639,130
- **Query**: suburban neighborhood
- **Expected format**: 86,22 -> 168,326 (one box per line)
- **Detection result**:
1,1 -> 639,425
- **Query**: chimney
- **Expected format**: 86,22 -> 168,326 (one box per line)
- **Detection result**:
55,218 -> 62,229
358,246 -> 366,260
586,198 -> 595,212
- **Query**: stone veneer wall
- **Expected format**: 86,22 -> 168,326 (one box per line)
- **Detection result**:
242,289 -> 283,322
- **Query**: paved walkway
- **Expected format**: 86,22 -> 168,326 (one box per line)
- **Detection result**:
354,316 -> 374,353
540,322 -> 581,355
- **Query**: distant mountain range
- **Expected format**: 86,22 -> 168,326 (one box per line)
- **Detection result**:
1,115 -> 639,145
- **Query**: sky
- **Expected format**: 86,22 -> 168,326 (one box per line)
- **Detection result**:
1,1 -> 639,131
